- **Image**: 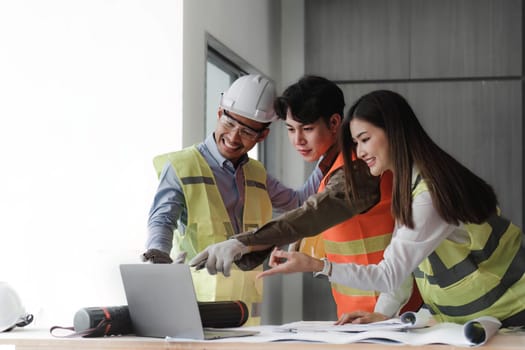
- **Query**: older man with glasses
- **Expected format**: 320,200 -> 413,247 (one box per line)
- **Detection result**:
141,74 -> 330,325
220,109 -> 267,140
214,108 -> 269,166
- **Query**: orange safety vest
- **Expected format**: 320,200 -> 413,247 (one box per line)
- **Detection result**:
322,154 -> 394,317
300,153 -> 422,317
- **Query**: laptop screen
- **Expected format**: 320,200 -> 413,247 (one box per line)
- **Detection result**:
120,264 -> 205,339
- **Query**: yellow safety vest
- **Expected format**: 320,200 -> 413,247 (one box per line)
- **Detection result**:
153,146 -> 272,326
412,176 -> 525,324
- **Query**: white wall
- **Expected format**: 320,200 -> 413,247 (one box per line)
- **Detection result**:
0,1 -> 182,327
0,0 -> 312,328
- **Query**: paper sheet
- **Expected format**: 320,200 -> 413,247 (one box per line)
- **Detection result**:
168,310 -> 502,347
277,308 -> 434,333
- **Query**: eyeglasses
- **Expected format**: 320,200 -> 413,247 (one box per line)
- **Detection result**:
219,110 -> 267,141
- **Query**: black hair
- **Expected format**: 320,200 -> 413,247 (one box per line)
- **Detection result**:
274,75 -> 345,126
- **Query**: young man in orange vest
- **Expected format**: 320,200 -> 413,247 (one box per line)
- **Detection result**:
191,76 -> 421,322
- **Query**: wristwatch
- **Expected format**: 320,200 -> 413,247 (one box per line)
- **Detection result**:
313,258 -> 332,278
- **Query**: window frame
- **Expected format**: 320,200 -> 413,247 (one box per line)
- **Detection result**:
205,34 -> 266,161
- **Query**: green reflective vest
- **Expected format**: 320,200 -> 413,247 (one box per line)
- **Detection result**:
412,177 -> 525,324
153,146 -> 272,325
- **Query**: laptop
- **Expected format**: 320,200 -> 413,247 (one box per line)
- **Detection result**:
119,263 -> 259,340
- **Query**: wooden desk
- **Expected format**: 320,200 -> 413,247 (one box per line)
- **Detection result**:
0,329 -> 523,350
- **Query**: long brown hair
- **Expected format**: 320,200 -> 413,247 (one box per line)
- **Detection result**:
341,90 -> 497,229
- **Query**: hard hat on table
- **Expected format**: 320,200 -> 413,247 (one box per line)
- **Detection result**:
0,282 -> 33,332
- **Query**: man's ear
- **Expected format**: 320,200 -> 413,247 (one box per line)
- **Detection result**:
329,113 -> 342,133
256,128 -> 270,142
217,108 -> 223,121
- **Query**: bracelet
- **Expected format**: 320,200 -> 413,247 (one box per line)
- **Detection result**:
313,258 -> 332,278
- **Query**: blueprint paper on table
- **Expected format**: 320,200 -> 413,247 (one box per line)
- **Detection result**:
200,309 -> 502,347
278,308 -> 434,333
245,317 -> 500,346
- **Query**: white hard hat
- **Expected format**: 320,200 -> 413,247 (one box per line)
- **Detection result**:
0,282 -> 33,332
219,74 -> 277,123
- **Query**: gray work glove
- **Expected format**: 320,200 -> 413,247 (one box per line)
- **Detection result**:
189,239 -> 249,277
141,249 -> 187,264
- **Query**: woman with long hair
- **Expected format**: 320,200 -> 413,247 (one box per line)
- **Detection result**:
258,90 -> 525,327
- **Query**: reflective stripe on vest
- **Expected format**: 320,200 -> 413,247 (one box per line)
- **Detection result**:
412,177 -> 525,324
155,146 -> 272,326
